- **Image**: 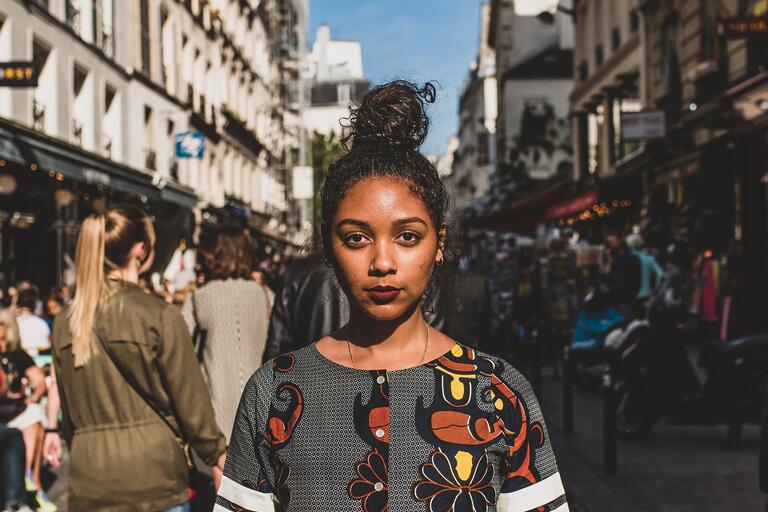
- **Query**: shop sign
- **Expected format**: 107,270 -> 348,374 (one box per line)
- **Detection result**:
718,17 -> 768,37
621,111 -> 666,140
175,131 -> 205,159
292,166 -> 313,200
0,62 -> 38,87
83,168 -> 111,186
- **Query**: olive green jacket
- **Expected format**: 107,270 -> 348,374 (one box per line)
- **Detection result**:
52,281 -> 227,511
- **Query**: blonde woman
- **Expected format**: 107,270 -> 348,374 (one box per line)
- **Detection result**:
47,204 -> 226,512
0,308 -> 53,511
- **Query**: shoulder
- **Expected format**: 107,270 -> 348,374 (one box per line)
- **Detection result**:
18,314 -> 49,331
11,349 -> 35,367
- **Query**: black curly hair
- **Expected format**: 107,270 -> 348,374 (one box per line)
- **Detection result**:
320,80 -> 450,260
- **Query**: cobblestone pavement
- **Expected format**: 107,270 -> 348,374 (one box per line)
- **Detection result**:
538,372 -> 765,512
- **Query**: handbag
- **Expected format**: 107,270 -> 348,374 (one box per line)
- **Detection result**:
93,328 -> 213,504
190,291 -> 207,361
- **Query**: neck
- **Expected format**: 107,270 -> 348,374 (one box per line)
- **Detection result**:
107,264 -> 140,284
346,303 -> 426,355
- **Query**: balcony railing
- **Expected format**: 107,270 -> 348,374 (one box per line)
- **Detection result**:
100,29 -> 114,58
72,120 -> 83,146
103,135 -> 113,159
32,100 -> 46,131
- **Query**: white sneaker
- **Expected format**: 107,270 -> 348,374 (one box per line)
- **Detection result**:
2,505 -> 35,512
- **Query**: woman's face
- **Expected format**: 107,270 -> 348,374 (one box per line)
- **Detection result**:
329,176 -> 444,322
46,299 -> 62,317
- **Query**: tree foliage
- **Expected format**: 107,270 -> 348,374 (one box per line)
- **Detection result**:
310,131 -> 346,233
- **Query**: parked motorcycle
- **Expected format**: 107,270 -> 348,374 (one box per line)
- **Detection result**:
610,302 -> 768,440
569,289 -> 630,383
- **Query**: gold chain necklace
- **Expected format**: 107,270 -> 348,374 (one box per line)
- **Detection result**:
346,321 -> 430,370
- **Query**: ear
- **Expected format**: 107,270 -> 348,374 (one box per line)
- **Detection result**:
435,225 -> 447,262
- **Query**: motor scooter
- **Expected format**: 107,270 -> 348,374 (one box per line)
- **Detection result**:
610,301 -> 768,440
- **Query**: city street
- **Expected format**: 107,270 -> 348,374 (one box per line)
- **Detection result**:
2,0 -> 768,510
539,372 -> 764,512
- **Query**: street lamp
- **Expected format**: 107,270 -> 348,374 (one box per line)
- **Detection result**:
536,4 -> 575,25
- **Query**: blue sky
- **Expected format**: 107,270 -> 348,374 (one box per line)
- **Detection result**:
308,0 -> 485,156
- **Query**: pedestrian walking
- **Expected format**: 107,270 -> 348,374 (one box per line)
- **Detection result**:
0,425 -> 33,512
14,289 -> 50,357
0,308 -> 53,511
262,253 -> 350,360
181,224 -> 270,442
216,81 -> 567,511
47,204 -> 226,512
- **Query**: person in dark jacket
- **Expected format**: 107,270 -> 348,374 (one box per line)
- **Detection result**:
263,254 -> 467,360
263,254 -> 349,361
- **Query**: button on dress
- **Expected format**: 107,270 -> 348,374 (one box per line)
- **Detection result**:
216,343 -> 568,512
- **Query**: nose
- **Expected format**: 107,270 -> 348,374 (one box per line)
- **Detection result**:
369,240 -> 397,276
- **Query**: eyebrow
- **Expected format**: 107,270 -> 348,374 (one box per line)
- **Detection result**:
336,217 -> 429,229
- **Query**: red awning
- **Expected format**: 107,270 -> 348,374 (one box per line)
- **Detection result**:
471,181 -> 572,231
545,189 -> 598,220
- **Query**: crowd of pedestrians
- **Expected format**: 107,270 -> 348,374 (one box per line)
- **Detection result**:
1,80 -> 567,512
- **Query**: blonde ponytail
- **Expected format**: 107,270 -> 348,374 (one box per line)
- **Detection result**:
69,214 -> 106,367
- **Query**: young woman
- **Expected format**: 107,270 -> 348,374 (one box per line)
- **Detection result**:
48,205 -> 227,512
0,309 -> 54,511
216,82 -> 568,512
181,224 -> 270,443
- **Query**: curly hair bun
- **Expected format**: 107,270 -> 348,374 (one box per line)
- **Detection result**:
346,81 -> 436,151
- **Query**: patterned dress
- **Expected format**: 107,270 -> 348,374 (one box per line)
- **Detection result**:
215,343 -> 569,512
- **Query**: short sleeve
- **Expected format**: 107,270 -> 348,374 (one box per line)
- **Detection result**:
16,350 -> 36,373
215,364 -> 276,512
493,362 -> 569,512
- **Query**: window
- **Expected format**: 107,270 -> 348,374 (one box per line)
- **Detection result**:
66,1 -> 81,34
103,83 -> 118,158
630,0 -> 639,33
144,106 -> 156,170
72,63 -> 88,146
337,84 -> 351,104
93,0 -> 115,57
32,38 -> 52,132
477,132 -> 490,166
139,0 -> 151,76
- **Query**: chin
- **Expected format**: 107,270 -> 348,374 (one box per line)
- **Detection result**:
355,300 -> 415,322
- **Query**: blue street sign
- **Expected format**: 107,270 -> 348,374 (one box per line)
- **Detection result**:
175,131 -> 205,158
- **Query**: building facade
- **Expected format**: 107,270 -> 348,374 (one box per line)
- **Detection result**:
0,0 -> 308,290
449,2 -> 497,216
570,0 -> 768,334
302,24 -> 368,137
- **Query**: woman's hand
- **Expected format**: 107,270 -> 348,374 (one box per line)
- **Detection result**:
211,451 -> 227,491
43,431 -> 62,468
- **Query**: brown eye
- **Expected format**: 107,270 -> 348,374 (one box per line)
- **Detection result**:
398,232 -> 421,246
344,233 -> 369,247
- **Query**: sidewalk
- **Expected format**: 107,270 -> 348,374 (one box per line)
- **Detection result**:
539,373 -> 765,512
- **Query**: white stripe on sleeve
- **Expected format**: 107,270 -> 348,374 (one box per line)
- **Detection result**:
497,472 -> 566,512
217,475 -> 276,512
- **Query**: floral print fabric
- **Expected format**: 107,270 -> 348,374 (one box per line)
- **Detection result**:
215,343 -> 568,512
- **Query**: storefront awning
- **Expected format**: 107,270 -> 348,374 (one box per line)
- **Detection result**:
21,134 -> 161,201
471,181 -> 572,231
545,189 -> 598,221
0,118 -> 198,209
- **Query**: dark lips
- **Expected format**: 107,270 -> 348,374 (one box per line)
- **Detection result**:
366,287 -> 401,304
